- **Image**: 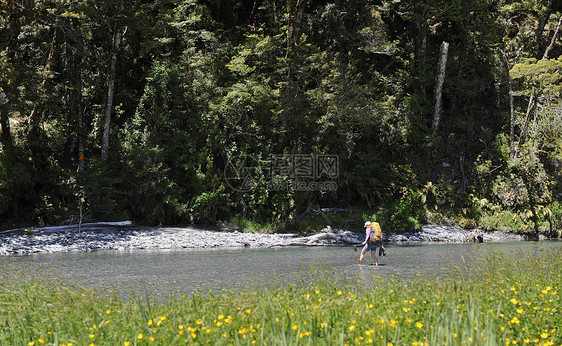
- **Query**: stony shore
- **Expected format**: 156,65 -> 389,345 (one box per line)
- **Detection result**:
0,222 -> 532,256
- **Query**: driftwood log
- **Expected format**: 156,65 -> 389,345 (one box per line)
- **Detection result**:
0,221 -> 134,236
270,231 -> 360,247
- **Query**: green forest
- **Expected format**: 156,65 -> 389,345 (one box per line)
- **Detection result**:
0,0 -> 561,235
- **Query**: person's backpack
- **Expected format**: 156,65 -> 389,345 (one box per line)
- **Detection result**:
369,222 -> 382,242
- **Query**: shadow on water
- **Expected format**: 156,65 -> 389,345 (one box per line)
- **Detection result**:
1,241 -> 560,300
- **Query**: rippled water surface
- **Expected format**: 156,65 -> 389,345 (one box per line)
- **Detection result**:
1,241 -> 560,297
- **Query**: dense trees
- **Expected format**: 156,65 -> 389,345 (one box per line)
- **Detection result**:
0,0 -> 560,235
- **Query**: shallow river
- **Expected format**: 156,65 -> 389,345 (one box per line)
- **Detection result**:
1,241 -> 560,298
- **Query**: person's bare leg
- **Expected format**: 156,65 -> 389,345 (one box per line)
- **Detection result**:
371,251 -> 378,266
359,249 -> 367,264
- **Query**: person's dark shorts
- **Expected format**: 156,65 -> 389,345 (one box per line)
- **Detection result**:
363,241 -> 380,252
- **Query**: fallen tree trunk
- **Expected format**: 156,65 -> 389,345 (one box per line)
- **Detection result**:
432,41 -> 449,133
270,231 -> 361,247
16,221 -> 133,235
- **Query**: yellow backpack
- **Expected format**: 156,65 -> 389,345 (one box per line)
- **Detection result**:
369,222 -> 382,242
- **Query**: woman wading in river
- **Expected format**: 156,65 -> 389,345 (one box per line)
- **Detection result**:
359,221 -> 385,266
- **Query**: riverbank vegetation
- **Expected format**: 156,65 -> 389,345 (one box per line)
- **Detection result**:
1,1 -> 561,236
1,246 -> 560,345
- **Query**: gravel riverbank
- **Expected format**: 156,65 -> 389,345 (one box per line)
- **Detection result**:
0,223 -> 528,256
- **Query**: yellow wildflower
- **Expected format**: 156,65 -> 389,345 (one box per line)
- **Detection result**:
415,322 -> 423,329
156,316 -> 166,326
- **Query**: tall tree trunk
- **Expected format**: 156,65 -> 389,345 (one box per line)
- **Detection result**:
543,14 -> 562,59
282,0 -> 305,146
501,50 -> 516,158
77,100 -> 85,171
70,18 -> 85,171
0,0 -> 20,151
535,0 -> 553,58
432,41 -> 449,133
101,20 -> 124,162
286,0 -> 306,86
0,92 -> 11,151
286,0 -> 305,60
417,23 -> 428,95
515,88 -> 536,156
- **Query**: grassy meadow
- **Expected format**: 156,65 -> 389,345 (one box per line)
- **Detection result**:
0,245 -> 560,346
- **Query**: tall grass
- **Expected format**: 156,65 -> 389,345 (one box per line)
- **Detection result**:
1,246 -> 560,345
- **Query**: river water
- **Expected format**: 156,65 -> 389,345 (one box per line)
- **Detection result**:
1,241 -> 560,298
